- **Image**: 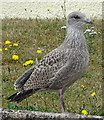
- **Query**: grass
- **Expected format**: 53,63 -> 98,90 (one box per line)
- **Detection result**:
1,18 -> 103,116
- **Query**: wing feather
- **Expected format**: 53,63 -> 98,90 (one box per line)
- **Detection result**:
14,66 -> 35,89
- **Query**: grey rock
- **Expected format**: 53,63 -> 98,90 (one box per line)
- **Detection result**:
0,109 -> 104,120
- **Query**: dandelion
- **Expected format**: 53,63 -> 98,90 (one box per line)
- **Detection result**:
5,41 -> 11,44
23,63 -> 28,67
9,44 -> 12,47
25,61 -> 30,65
46,8 -> 50,11
37,49 -> 42,54
81,110 -> 88,115
23,60 -> 34,67
79,8 -> 81,11
13,43 -> 18,46
48,49 -> 51,52
64,0 -> 66,2
5,48 -> 8,50
91,92 -> 96,97
81,85 -> 85,88
0,48 -> 2,51
29,60 -> 34,64
12,55 -> 19,60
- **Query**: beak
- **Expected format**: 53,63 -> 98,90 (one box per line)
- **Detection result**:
85,19 -> 94,24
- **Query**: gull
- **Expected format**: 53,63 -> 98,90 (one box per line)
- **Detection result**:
7,11 -> 93,112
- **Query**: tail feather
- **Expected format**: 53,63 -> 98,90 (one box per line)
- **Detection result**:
7,88 -> 40,103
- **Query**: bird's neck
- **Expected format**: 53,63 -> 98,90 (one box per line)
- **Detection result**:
62,26 -> 88,50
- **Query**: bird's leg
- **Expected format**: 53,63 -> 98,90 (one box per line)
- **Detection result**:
59,89 -> 65,113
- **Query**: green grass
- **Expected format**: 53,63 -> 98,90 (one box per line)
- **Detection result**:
2,18 -> 103,115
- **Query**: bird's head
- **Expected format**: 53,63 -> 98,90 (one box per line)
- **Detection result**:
67,11 -> 94,29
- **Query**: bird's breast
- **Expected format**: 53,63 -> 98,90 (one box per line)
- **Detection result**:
59,50 -> 89,88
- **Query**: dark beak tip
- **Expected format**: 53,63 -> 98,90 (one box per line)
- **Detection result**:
87,20 -> 94,24
89,21 -> 94,24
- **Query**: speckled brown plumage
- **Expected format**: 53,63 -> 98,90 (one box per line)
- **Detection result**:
7,11 -> 93,112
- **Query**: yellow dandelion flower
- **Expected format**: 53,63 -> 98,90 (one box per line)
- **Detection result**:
64,0 -> 66,2
37,50 -> 42,54
12,55 -> 19,60
9,44 -> 12,47
5,41 -> 11,44
23,63 -> 25,66
79,8 -> 81,11
81,110 -> 88,115
48,49 -> 51,52
29,60 -> 34,64
23,60 -> 34,67
91,92 -> 96,96
23,63 -> 28,67
5,48 -> 8,50
25,61 -> 30,65
13,43 -> 18,46
46,8 -> 50,11
81,85 -> 85,88
0,48 -> 2,51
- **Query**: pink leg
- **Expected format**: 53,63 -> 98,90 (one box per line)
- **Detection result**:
59,89 -> 65,112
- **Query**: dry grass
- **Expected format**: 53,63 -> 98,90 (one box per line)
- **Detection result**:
2,18 -> 103,115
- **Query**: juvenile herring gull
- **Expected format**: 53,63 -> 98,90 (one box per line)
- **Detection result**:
7,11 -> 93,112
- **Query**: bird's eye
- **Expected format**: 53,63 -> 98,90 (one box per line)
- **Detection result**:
73,15 -> 80,19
